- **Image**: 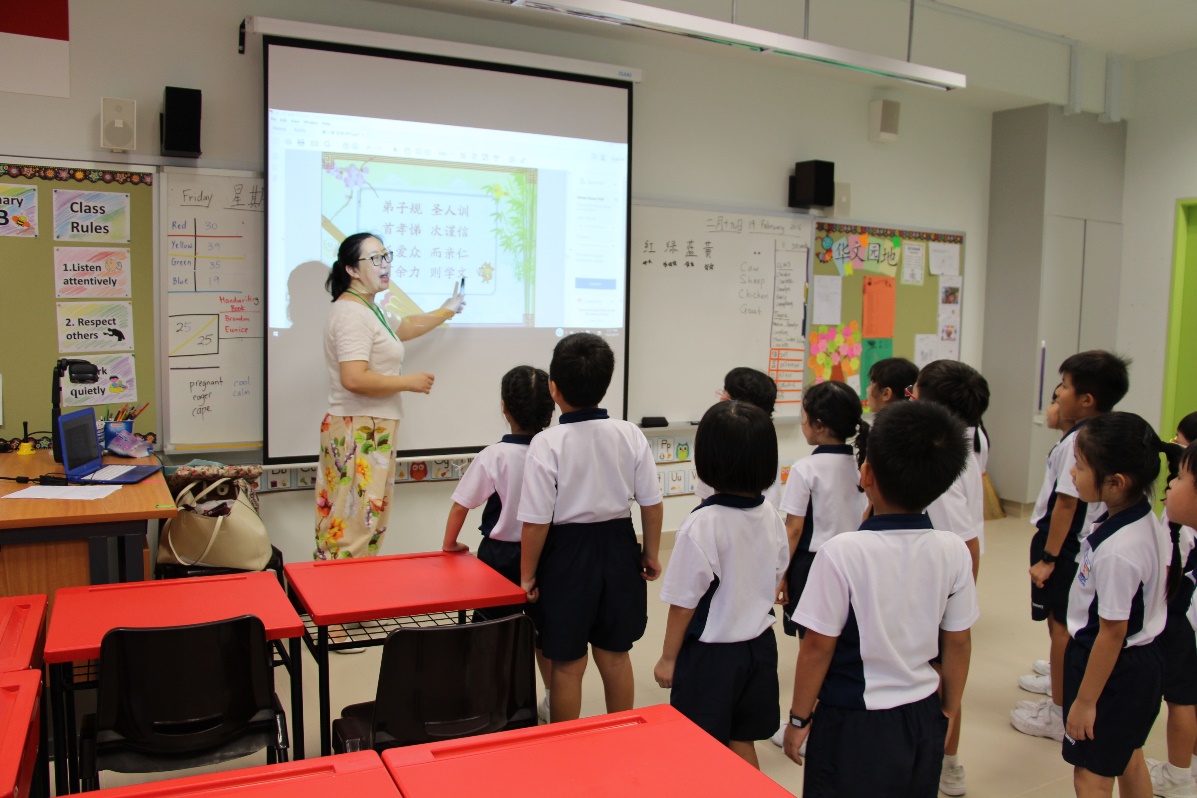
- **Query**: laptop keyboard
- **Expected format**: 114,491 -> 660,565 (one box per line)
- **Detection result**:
79,465 -> 136,481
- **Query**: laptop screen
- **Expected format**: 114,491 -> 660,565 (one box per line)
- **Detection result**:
59,407 -> 102,474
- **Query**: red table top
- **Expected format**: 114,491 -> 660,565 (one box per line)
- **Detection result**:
0,595 -> 46,672
81,752 -> 398,798
44,573 -> 303,664
284,552 -> 526,626
0,670 -> 41,798
383,704 -> 794,797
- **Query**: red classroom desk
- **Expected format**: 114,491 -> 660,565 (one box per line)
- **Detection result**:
44,574 -> 307,795
284,551 -> 526,757
81,752 -> 398,798
0,594 -> 47,672
0,670 -> 41,798
383,704 -> 794,797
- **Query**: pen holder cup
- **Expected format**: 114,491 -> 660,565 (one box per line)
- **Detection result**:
103,421 -> 134,451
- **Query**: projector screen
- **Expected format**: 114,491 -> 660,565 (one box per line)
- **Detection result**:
263,38 -> 631,462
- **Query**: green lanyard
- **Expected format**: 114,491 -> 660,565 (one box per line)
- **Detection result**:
345,290 -> 397,340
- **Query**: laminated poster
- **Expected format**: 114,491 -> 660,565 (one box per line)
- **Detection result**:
53,189 -> 130,243
57,300 -> 134,352
0,184 -> 37,236
62,354 -> 138,406
55,247 -> 131,298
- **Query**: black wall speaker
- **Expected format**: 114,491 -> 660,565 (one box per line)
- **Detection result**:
160,86 -> 202,158
788,160 -> 835,209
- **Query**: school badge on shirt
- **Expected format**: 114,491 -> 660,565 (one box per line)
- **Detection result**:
1077,547 -> 1093,587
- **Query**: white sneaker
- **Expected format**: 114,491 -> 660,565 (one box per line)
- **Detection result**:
1032,659 -> 1051,676
769,723 -> 806,755
1147,758 -> 1197,798
1017,672 -> 1052,695
537,692 -> 551,724
1015,695 -> 1052,712
939,762 -> 967,796
1009,701 -> 1064,742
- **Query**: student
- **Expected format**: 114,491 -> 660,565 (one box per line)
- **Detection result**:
518,333 -> 664,723
865,357 -> 918,413
777,380 -> 869,638
1012,351 -> 1131,744
781,401 -> 978,798
1060,412 -> 1179,798
693,367 -> 783,508
1146,430 -> 1197,798
654,401 -> 790,768
442,365 -> 554,719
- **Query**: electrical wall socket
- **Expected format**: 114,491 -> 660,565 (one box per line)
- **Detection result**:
833,182 -> 851,218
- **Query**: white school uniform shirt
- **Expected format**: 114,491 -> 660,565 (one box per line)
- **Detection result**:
659,494 -> 790,643
926,428 -> 984,547
450,434 -> 533,543
1160,509 -> 1197,569
324,300 -> 405,420
1067,500 -> 1168,648
517,408 -> 662,525
792,514 -> 979,710
1029,420 -> 1106,558
778,445 -> 867,552
693,472 -> 784,513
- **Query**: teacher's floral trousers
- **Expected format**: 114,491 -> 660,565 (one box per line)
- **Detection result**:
314,414 -> 398,559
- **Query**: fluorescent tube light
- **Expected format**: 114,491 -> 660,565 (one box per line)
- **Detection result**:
483,0 -> 967,91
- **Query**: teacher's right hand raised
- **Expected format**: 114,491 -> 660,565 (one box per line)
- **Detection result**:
402,372 -> 435,394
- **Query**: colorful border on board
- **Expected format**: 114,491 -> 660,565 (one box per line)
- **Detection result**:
817,223 -> 962,244
1,163 -> 153,186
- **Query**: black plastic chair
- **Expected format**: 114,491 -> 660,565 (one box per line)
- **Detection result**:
78,615 -> 288,791
333,614 -> 536,753
156,545 -> 286,591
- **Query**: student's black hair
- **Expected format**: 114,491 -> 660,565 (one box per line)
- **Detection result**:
915,360 -> 990,452
1166,443 -> 1197,602
1058,350 -> 1131,413
549,332 -> 614,408
1181,441 -> 1197,482
695,401 -> 777,495
1076,412 -> 1185,599
501,365 -> 553,433
865,401 -> 969,512
1178,412 -> 1197,445
723,367 -> 777,417
868,357 -> 919,404
325,232 -> 378,301
802,380 -> 870,467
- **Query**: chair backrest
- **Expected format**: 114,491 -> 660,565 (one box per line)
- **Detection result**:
370,614 -> 537,750
95,615 -> 275,754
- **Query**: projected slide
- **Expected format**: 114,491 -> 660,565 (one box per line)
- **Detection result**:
322,156 -> 541,326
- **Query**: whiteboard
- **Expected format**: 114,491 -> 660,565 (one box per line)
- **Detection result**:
628,204 -> 812,425
158,168 -> 265,451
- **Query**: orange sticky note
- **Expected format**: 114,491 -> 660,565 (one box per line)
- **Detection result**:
862,276 -> 896,338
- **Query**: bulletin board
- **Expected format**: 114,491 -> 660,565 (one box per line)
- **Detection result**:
808,221 -> 964,408
0,160 -> 157,445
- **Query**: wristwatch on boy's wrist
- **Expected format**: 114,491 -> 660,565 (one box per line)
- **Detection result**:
1041,551 -> 1059,565
788,710 -> 813,729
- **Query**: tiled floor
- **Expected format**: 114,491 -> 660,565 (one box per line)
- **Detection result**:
89,513 -> 1169,796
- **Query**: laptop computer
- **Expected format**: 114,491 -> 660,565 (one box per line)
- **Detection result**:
57,407 -> 162,485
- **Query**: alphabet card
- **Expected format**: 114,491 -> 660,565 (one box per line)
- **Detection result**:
57,300 -> 134,352
0,184 -> 37,237
667,469 -> 686,495
55,247 -> 131,297
53,189 -> 129,243
656,437 -> 675,462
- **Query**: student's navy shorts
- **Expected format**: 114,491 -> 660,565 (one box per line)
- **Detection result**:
474,536 -> 524,622
670,627 -> 779,744
1160,579 -> 1197,705
1029,529 -> 1080,623
1062,638 -> 1163,777
803,693 -> 948,798
532,517 -> 646,662
782,549 -> 816,638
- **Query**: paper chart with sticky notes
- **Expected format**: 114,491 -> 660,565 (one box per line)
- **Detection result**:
862,276 -> 895,338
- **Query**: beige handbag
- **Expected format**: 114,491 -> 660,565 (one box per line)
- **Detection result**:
157,478 -> 272,570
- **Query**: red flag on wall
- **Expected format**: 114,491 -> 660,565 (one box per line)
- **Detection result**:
0,0 -> 70,97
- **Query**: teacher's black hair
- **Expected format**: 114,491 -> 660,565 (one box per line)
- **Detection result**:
695,401 -> 777,496
502,366 -> 553,433
866,401 -> 969,513
550,333 -> 614,408
723,367 -> 777,417
325,232 -> 378,301
915,360 -> 990,452
802,380 -> 870,468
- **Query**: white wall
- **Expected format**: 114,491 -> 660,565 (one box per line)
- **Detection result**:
1118,48 -> 1197,428
2,0 -> 1005,546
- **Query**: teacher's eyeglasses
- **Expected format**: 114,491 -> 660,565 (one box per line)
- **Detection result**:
358,250 -> 394,268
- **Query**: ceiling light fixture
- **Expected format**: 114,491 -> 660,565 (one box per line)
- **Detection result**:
481,0 -> 966,90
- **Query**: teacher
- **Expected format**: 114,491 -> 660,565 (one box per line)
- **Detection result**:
315,232 -> 464,560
